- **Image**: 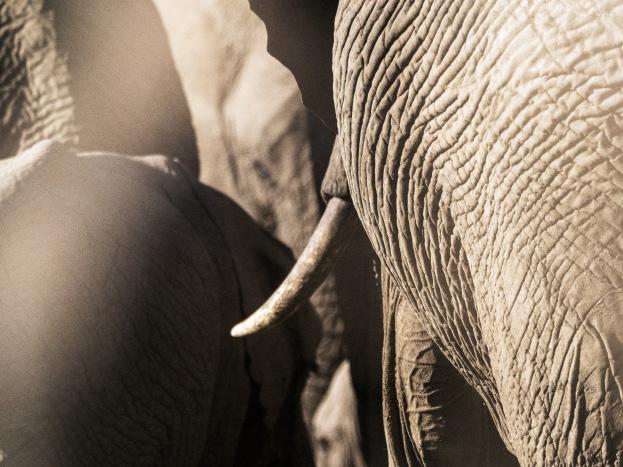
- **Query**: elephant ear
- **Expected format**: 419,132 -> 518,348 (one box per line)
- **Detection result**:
248,0 -> 338,131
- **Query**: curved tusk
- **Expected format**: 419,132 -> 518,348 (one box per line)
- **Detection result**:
231,197 -> 357,337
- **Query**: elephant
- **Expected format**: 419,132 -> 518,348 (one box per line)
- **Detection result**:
235,1 -> 623,466
0,1 -> 320,466
23,3 -> 385,459
153,1 -> 386,464
0,139 -> 320,466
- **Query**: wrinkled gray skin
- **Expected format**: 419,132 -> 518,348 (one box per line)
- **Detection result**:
0,140 -> 317,466
249,0 -> 623,466
0,0 -> 75,161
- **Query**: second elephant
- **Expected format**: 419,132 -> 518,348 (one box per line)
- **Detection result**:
0,140 -> 318,466
239,1 -> 623,466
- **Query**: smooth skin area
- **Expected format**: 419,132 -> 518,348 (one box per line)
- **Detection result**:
246,0 -> 623,465
43,0 -> 200,174
0,141 -> 316,465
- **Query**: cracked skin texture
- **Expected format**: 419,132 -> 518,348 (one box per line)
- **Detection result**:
249,0 -> 623,463
382,271 -> 518,466
0,141 -> 315,466
332,1 -> 623,465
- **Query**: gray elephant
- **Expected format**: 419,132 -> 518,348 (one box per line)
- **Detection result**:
1,4 -> 322,463
11,4 -> 385,461
154,1 -> 386,464
0,139 -> 319,466
236,1 -> 623,466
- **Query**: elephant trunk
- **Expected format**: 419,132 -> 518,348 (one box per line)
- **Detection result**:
231,197 -> 356,337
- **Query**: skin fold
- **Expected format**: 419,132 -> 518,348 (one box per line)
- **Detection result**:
0,0 -> 76,160
0,141 -> 316,465
248,0 -> 623,465
383,270 -> 518,466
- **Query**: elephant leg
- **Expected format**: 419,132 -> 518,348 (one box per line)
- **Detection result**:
382,271 -> 518,467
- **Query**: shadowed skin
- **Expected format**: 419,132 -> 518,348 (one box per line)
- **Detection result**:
175,2 -> 384,463
247,0 -> 623,465
0,141 -> 316,465
248,0 -> 338,132
43,0 -> 200,175
0,2 -> 366,464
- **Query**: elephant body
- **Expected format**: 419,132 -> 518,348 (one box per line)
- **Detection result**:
382,273 -> 517,466
246,0 -> 623,465
1,1 -> 377,464
0,140 -> 315,465
154,1 -> 386,463
333,1 -> 623,465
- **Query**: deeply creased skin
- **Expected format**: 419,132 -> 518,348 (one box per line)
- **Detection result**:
335,1 -> 623,465
382,269 -> 518,466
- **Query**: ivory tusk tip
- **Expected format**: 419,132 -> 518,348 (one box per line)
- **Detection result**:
230,322 -> 251,338
230,305 -> 275,337
230,198 -> 356,339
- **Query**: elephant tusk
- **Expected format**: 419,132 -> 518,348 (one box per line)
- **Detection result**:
231,197 -> 357,337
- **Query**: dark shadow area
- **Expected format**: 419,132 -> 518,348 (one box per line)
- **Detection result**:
43,0 -> 200,175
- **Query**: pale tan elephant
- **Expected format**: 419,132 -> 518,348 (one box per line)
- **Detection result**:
154,1 -> 385,464
236,1 -> 623,466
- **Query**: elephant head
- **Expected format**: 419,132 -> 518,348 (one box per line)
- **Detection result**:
236,1 -> 623,466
